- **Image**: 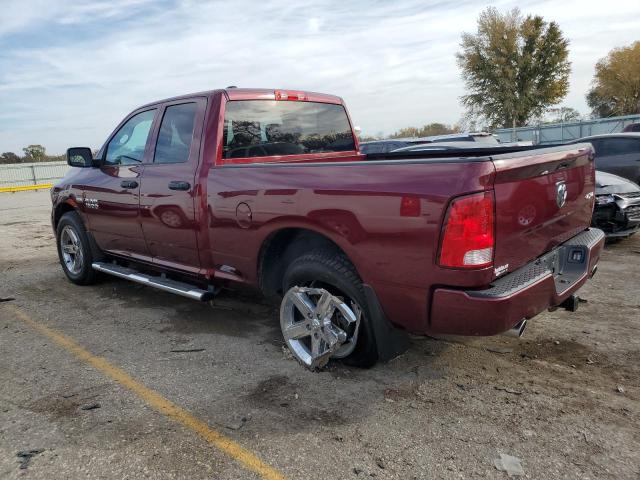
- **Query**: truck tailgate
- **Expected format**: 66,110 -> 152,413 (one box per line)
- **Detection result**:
491,144 -> 596,277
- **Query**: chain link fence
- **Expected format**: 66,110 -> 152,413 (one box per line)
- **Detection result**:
494,114 -> 640,144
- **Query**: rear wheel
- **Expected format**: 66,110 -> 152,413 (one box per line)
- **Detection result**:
56,212 -> 100,285
281,250 -> 378,369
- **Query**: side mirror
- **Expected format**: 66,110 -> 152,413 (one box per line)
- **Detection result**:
66,147 -> 94,168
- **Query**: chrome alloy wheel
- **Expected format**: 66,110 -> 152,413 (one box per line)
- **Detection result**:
280,286 -> 361,369
60,225 -> 84,275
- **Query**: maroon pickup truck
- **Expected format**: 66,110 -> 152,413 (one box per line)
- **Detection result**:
52,88 -> 605,369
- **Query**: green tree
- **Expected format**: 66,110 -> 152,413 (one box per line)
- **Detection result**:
587,41 -> 640,118
545,107 -> 582,124
389,123 -> 459,139
457,7 -> 571,129
0,152 -> 21,164
22,144 -> 47,162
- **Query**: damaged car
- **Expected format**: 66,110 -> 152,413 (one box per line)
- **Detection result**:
593,171 -> 640,238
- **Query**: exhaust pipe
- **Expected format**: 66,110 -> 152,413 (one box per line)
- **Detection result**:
503,319 -> 527,338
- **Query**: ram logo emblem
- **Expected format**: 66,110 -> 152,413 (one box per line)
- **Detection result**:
556,181 -> 567,208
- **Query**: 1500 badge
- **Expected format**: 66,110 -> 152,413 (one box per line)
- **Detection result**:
85,198 -> 99,209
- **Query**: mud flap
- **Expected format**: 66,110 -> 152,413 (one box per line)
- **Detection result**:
86,230 -> 106,262
362,284 -> 409,362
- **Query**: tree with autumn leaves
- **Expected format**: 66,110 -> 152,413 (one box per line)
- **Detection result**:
587,41 -> 640,118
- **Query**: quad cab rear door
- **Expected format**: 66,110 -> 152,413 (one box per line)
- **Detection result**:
138,97 -> 207,274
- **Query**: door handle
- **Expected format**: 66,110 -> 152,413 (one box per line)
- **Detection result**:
120,180 -> 139,189
168,181 -> 191,191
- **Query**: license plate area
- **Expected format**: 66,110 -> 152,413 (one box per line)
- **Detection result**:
537,244 -> 588,295
466,229 -> 603,300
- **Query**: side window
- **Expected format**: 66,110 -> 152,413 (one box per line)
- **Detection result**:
154,103 -> 198,164
385,142 -> 403,153
105,109 -> 155,166
361,144 -> 382,154
598,138 -> 640,156
611,138 -> 640,155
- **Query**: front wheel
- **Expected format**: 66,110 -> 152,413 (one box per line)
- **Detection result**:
280,250 -> 378,369
56,212 -> 100,285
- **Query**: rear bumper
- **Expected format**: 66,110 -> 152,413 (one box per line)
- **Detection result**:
429,228 -> 605,336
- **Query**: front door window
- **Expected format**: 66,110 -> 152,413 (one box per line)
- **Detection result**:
105,109 -> 156,165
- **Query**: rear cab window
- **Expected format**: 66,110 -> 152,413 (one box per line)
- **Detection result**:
220,100 -> 355,164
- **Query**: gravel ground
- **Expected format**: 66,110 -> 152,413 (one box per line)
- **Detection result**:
1,190 -> 639,479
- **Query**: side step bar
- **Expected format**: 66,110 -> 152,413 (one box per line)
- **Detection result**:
92,262 -> 215,301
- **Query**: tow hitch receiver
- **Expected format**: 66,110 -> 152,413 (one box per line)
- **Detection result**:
560,294 -> 580,312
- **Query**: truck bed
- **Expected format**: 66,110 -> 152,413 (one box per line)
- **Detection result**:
362,143 -> 577,162
207,143 -> 596,333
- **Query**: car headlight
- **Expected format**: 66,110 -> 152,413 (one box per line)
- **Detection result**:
595,195 -> 615,205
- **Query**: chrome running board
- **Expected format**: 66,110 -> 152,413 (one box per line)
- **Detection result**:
92,262 -> 214,301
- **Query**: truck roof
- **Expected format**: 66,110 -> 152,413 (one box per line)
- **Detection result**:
138,88 -> 344,109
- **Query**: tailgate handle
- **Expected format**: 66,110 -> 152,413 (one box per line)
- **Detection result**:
169,181 -> 191,191
556,161 -> 572,170
120,180 -> 139,189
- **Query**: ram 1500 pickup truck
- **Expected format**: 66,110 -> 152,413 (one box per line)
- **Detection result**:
52,88 -> 605,369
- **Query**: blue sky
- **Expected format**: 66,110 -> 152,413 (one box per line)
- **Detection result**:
1,0 -> 639,154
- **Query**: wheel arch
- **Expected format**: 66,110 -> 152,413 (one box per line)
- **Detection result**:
53,201 -> 79,229
54,200 -> 104,261
258,227 -> 359,297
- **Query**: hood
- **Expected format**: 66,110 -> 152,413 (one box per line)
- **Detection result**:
595,171 -> 640,195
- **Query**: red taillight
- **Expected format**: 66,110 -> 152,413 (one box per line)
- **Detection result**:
274,90 -> 307,101
439,191 -> 495,268
400,196 -> 421,217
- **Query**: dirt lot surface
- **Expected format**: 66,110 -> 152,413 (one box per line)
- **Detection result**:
1,190 -> 639,479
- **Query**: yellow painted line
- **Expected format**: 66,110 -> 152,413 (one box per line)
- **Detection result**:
0,183 -> 53,193
6,304 -> 286,480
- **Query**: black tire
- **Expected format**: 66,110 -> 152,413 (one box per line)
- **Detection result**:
56,211 -> 101,285
282,250 -> 378,368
